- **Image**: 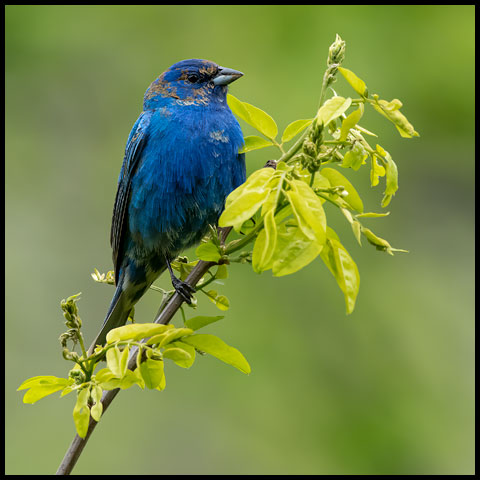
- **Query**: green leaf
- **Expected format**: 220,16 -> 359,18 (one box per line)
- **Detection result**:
171,259 -> 199,281
204,290 -> 230,311
73,388 -> 90,438
156,327 -> 194,347
320,167 -> 364,213
240,135 -> 274,153
340,104 -> 364,141
356,212 -> 390,218
219,168 -> 275,230
94,368 -> 116,384
195,241 -> 222,262
320,231 -> 360,314
184,315 -> 224,331
224,167 -> 275,209
166,341 -> 196,368
341,142 -> 368,171
375,145 -> 398,206
370,155 -> 386,187
119,346 -> 129,378
338,67 -> 368,97
252,209 -> 277,272
162,347 -> 192,365
18,375 -> 70,391
106,346 -> 122,377
139,358 -> 165,389
271,224 -> 323,276
286,180 -> 327,247
371,95 -> 419,138
361,227 -> 408,255
261,174 -> 283,216
22,383 -> 68,404
351,220 -> 362,246
227,94 -> 278,140
317,96 -> 352,126
90,386 -> 103,422
227,93 -> 250,123
106,323 -> 172,343
163,343 -> 195,368
182,334 -> 251,374
118,370 -> 144,390
281,118 -> 313,143
215,264 -> 228,279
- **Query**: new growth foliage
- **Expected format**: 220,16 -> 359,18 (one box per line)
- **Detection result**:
19,35 -> 417,440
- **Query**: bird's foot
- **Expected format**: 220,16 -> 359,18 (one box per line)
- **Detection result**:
171,277 -> 196,304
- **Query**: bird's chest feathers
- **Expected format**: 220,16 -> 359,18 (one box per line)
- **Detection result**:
139,105 -> 242,193
128,104 -> 243,246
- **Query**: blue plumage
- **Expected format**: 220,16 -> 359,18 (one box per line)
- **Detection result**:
91,59 -> 245,349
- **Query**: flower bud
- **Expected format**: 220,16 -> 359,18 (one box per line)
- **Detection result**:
328,34 -> 346,66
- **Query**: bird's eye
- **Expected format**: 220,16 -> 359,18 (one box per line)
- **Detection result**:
187,74 -> 200,83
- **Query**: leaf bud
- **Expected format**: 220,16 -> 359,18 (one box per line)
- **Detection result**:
328,34 -> 346,66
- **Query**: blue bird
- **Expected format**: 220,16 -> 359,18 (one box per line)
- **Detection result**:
90,59 -> 245,349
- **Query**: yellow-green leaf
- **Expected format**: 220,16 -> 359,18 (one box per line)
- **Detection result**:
341,142 -> 368,171
22,384 -> 67,404
371,95 -> 419,138
73,388 -> 90,438
157,327 -> 194,347
106,323 -> 172,343
338,67 -> 368,97
220,168 -> 276,230
90,386 -> 103,422
227,94 -> 277,140
225,168 -> 275,209
106,346 -> 122,377
340,104 -> 364,141
165,341 -> 196,368
272,225 -> 323,277
320,231 -> 360,314
317,96 -> 352,126
196,241 -> 222,262
139,359 -> 165,389
252,209 -> 277,272
18,375 -> 70,391
182,334 -> 251,374
164,341 -> 196,368
320,168 -> 364,213
240,135 -> 274,153
185,315 -> 224,331
287,179 -> 327,246
361,227 -> 408,255
356,212 -> 390,218
370,155 -> 386,187
281,118 -> 313,143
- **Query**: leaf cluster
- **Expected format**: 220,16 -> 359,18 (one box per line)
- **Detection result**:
18,295 -> 250,438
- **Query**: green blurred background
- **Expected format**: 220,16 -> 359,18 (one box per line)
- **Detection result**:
5,5 -> 474,475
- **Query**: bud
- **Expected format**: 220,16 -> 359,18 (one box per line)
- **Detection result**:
303,139 -> 317,158
328,34 -> 346,66
69,368 -> 86,385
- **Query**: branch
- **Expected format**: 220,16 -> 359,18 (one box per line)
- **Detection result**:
55,255 -> 219,475
55,143 -> 276,475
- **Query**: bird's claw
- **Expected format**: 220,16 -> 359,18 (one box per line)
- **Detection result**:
171,277 -> 196,304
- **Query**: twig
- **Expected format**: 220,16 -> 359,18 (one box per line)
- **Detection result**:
55,165 -> 275,475
55,257 -> 217,475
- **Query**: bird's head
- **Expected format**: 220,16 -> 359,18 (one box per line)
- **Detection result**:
143,59 -> 243,109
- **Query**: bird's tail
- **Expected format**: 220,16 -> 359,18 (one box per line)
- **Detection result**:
87,285 -> 134,355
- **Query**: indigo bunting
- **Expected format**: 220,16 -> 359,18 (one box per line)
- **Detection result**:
90,59 -> 245,349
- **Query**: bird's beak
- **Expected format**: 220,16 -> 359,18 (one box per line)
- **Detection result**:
213,66 -> 244,86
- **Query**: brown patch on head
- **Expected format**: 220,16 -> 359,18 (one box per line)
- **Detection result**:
144,73 -> 180,100
198,63 -> 218,76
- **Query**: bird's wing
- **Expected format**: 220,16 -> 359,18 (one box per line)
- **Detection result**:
110,112 -> 150,284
